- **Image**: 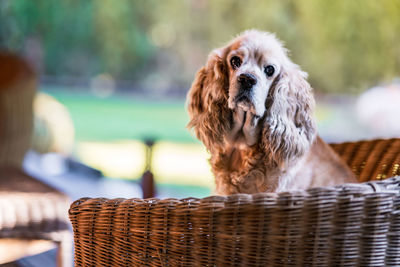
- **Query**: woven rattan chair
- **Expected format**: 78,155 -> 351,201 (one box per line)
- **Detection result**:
0,53 -> 71,266
69,138 -> 400,266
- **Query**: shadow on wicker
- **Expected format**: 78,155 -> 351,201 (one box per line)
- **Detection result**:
69,138 -> 400,266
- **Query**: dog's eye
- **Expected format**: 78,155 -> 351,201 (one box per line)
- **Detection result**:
264,65 -> 275,77
230,56 -> 242,69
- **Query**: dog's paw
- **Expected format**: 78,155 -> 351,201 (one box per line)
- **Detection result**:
232,108 -> 246,133
243,112 -> 261,146
227,108 -> 261,146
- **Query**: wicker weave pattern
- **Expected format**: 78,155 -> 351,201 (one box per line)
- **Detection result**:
69,179 -> 400,267
69,139 -> 400,266
330,138 -> 400,182
0,192 -> 70,239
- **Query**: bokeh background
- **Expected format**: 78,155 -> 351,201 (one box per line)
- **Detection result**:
1,0 -> 399,199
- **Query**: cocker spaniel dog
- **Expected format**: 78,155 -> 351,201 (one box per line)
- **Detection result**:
187,30 -> 357,195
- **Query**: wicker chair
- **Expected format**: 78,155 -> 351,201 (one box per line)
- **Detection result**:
69,138 -> 400,266
0,53 -> 71,266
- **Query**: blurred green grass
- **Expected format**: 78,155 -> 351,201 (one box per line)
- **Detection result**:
41,88 -> 213,198
42,87 -> 197,143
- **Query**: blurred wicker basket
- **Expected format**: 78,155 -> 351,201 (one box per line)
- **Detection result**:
0,52 -> 72,266
0,52 -> 35,167
69,138 -> 400,266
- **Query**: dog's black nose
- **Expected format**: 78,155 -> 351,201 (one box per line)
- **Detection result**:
238,73 -> 257,89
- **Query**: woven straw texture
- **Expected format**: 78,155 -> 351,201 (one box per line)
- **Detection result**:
0,167 -> 71,241
70,138 -> 400,267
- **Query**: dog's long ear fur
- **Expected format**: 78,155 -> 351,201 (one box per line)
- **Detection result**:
187,49 -> 231,151
262,63 -> 316,167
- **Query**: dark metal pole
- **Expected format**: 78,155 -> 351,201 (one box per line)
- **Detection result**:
141,138 -> 156,198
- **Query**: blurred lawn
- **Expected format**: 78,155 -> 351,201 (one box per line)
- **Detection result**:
76,140 -> 214,186
42,88 -> 197,143
42,88 -> 214,198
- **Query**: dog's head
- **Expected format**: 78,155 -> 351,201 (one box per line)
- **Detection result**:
226,30 -> 287,117
187,30 -> 316,164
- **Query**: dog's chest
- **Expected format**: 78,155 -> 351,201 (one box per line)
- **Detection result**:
227,148 -> 247,171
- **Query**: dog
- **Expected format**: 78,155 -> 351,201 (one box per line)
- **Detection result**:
187,30 -> 357,195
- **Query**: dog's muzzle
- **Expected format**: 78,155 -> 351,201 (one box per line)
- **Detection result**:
235,73 -> 257,105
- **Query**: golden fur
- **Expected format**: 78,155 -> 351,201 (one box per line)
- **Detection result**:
187,30 -> 357,195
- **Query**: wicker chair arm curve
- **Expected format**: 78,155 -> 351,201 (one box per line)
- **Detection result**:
69,177 -> 400,266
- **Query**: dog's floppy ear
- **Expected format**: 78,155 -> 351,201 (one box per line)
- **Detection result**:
187,67 -> 207,119
187,49 -> 227,118
262,63 -> 316,166
186,48 -> 230,150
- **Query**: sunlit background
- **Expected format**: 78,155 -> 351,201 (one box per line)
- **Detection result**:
1,0 -> 400,199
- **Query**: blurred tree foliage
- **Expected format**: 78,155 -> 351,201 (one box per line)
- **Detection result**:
0,0 -> 153,79
0,0 -> 399,93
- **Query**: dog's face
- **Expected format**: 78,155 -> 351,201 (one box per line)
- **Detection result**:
226,31 -> 285,117
187,30 -> 316,164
